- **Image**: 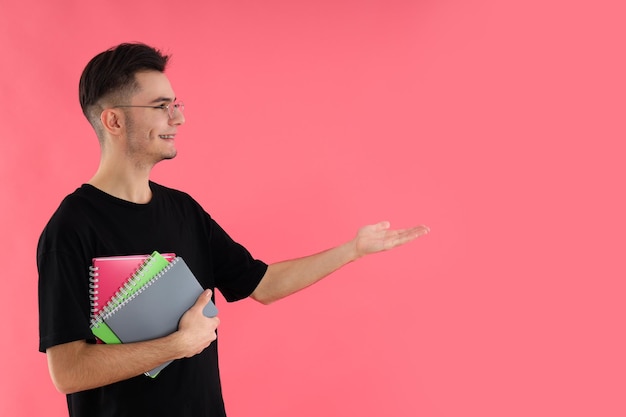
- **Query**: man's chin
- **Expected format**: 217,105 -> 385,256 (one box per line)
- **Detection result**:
163,151 -> 177,160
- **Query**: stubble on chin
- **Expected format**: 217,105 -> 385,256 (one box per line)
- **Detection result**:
163,150 -> 177,160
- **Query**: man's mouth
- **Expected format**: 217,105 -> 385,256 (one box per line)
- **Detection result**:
159,134 -> 175,139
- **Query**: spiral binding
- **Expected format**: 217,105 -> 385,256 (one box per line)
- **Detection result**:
88,266 -> 100,320
90,255 -> 174,328
99,257 -> 181,323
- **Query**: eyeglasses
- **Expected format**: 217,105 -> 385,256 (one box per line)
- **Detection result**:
113,100 -> 185,119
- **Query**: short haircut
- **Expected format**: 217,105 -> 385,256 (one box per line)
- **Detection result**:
78,43 -> 170,133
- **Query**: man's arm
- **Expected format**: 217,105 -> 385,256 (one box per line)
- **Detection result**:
46,290 -> 219,394
250,221 -> 429,304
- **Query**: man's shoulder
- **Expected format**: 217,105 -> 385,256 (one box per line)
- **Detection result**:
150,181 -> 213,221
38,185 -> 98,253
49,185 -> 94,217
150,181 -> 201,205
150,181 -> 188,197
40,187 -> 89,234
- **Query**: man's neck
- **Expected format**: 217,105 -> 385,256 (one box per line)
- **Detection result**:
88,164 -> 154,204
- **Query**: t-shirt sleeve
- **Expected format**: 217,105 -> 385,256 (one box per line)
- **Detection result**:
37,198 -> 96,353
208,219 -> 268,302
38,247 -> 94,352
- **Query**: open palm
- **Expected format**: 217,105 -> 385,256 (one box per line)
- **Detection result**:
354,221 -> 430,257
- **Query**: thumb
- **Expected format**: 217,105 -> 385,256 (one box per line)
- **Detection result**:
193,289 -> 213,309
373,220 -> 391,231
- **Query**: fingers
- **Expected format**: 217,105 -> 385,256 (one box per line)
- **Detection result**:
398,224 -> 430,242
371,221 -> 429,234
381,223 -> 430,250
372,222 -> 429,239
355,221 -> 429,255
408,224 -> 430,237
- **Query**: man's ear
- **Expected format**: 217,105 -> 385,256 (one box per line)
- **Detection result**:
100,108 -> 124,135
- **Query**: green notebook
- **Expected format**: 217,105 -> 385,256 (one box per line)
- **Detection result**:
90,251 -> 171,344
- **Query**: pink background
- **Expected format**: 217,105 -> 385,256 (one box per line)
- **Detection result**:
1,0 -> 625,416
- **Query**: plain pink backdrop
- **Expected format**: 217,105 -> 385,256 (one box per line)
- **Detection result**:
1,0 -> 625,416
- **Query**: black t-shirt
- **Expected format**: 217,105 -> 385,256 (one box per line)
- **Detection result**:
37,182 -> 268,417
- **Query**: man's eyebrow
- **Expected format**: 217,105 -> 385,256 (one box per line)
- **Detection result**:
149,96 -> 176,104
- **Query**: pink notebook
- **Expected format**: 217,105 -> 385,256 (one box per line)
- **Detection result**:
89,253 -> 175,320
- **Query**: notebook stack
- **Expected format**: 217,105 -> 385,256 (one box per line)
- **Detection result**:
89,251 -> 218,377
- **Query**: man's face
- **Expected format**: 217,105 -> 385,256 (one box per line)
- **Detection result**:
121,70 -> 185,166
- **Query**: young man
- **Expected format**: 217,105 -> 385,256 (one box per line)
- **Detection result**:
37,42 -> 429,417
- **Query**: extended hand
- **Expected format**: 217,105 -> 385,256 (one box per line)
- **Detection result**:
354,221 -> 429,257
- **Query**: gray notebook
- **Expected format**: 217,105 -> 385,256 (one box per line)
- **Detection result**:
102,257 -> 218,377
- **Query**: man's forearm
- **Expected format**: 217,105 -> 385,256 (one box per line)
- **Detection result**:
250,222 -> 429,305
46,335 -> 187,394
251,241 -> 359,305
47,290 -> 218,394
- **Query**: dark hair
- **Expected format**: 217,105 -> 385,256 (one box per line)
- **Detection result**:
78,43 -> 170,126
